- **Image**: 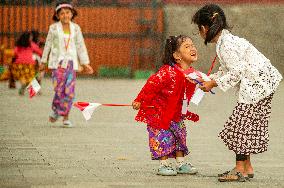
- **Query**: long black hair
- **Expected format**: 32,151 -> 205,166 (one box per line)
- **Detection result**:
30,30 -> 40,44
52,1 -> 78,22
162,35 -> 191,66
192,4 -> 229,45
16,32 -> 31,48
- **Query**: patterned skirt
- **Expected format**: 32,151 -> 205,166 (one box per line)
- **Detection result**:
147,121 -> 188,160
11,63 -> 35,84
51,60 -> 76,116
219,93 -> 274,155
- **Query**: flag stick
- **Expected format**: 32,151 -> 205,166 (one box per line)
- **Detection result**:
74,102 -> 154,108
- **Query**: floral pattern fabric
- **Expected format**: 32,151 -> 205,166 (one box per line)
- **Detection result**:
147,121 -> 188,159
51,61 -> 76,116
134,65 -> 197,130
211,29 -> 282,104
11,63 -> 36,84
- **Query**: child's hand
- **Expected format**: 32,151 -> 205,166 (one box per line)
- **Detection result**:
195,77 -> 204,83
185,76 -> 196,84
77,65 -> 83,73
199,80 -> 217,92
39,63 -> 46,71
132,101 -> 141,110
185,76 -> 204,85
83,64 -> 94,74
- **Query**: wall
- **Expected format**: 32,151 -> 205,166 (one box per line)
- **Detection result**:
164,3 -> 284,75
0,5 -> 164,75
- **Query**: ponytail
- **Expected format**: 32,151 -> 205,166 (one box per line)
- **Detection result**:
192,4 -> 229,45
162,37 -> 175,65
205,12 -> 223,44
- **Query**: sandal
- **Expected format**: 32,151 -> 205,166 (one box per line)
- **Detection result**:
248,173 -> 254,178
63,120 -> 73,128
218,168 -> 236,177
49,112 -> 59,123
218,172 -> 247,182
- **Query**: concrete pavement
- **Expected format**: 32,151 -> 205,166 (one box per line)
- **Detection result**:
0,78 -> 283,188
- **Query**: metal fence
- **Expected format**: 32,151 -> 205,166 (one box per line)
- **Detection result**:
0,0 -> 166,76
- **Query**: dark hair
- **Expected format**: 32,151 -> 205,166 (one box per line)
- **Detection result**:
30,30 -> 40,44
192,4 -> 229,45
162,35 -> 191,65
16,32 -> 31,48
52,2 -> 78,21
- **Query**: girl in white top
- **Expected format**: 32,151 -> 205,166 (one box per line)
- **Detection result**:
192,4 -> 282,182
40,2 -> 93,127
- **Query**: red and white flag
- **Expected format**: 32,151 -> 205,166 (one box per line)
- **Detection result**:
73,102 -> 102,121
26,78 -> 41,98
74,101 -> 153,121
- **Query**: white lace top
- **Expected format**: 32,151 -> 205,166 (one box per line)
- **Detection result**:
41,21 -> 90,70
210,29 -> 282,104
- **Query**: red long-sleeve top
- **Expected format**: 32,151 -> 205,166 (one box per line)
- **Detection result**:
134,64 -> 198,130
14,42 -> 42,65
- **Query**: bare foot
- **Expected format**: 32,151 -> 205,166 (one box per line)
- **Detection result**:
245,166 -> 254,176
244,156 -> 254,176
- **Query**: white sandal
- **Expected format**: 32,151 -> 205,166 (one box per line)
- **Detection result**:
63,120 -> 73,128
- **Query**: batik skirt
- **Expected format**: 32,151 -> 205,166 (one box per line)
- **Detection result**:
51,60 -> 76,116
147,121 -> 188,160
11,63 -> 36,85
219,93 -> 274,155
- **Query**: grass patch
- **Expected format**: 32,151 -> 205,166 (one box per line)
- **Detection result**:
134,70 -> 154,79
98,66 -> 131,78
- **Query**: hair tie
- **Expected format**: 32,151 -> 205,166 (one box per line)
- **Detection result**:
211,13 -> 219,21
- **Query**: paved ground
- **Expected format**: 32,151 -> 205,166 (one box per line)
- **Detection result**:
0,78 -> 283,188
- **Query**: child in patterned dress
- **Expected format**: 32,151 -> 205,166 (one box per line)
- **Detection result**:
192,4 -> 282,182
132,35 -> 200,176
12,32 -> 42,95
40,2 -> 93,127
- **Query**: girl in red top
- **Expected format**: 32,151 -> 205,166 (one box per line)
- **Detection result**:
132,35 -> 199,176
12,32 -> 42,95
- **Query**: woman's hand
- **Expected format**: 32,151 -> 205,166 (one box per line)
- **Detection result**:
83,64 -> 94,74
132,101 -> 141,110
199,80 -> 217,92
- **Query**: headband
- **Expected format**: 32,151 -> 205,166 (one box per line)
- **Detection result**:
56,4 -> 73,12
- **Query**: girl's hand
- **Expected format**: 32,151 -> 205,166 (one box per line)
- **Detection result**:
39,63 -> 46,71
199,80 -> 217,92
185,76 -> 204,85
83,64 -> 94,74
185,76 -> 196,84
77,65 -> 83,73
195,77 -> 204,83
132,101 -> 141,110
